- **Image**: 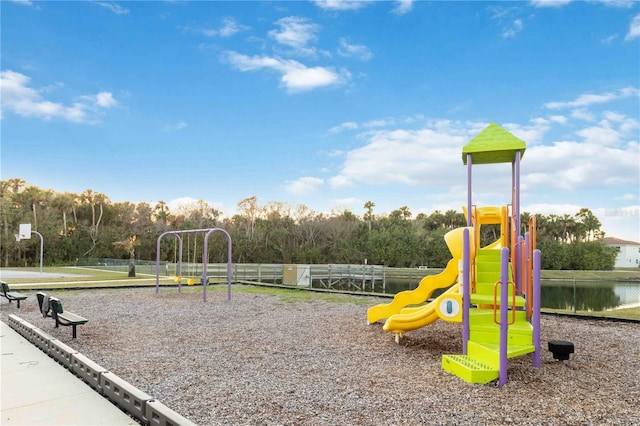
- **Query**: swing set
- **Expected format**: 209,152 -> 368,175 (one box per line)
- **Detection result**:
154,228 -> 232,302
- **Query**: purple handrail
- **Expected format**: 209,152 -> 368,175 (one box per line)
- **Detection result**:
532,249 -> 542,368
462,228 -> 470,355
499,247 -> 509,387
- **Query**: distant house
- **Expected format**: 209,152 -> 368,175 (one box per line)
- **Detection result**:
603,237 -> 640,268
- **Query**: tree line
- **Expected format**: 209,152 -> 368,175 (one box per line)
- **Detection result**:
1,179 -> 617,271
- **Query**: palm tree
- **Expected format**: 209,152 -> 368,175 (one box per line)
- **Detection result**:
80,189 -> 110,255
364,201 -> 375,232
51,193 -> 76,236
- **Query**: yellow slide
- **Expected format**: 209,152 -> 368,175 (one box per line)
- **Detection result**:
383,284 -> 461,334
366,227 -> 471,324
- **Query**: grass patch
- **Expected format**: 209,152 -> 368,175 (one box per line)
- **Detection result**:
157,282 -> 371,304
541,269 -> 640,281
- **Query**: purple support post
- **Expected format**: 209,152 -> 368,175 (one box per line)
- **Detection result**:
156,232 -> 183,294
514,151 -> 521,236
499,247 -> 510,387
515,235 -> 524,294
532,249 -> 542,368
202,228 -> 233,303
462,228 -> 470,355
523,232 -> 530,297
467,154 -> 473,227
176,236 -> 183,278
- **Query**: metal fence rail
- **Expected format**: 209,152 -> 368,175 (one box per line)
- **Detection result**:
76,259 -> 640,316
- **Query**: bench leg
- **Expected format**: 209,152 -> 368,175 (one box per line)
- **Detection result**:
72,325 -> 77,339
16,300 -> 21,308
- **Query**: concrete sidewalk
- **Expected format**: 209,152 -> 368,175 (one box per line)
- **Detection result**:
0,321 -> 137,425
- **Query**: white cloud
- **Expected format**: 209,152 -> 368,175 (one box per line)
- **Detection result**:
222,51 -> 349,93
94,92 -> 118,108
0,70 -> 117,123
163,121 -> 187,132
329,174 -> 355,189
503,119 -> 552,145
330,124 -> 469,188
571,108 -> 597,122
392,0 -> 414,15
200,17 -> 250,38
269,16 -> 320,57
524,202 -> 639,241
576,123 -> 621,146
363,118 -> 395,128
329,197 -> 362,211
329,121 -> 358,133
598,0 -> 636,9
545,87 -> 640,109
625,14 -> 640,41
549,115 -> 568,124
285,177 -> 324,195
618,193 -> 638,201
10,0 -> 33,5
502,19 -> 524,38
96,2 -> 129,15
322,114 -> 637,199
529,0 -> 572,7
523,137 -> 638,191
312,0 -> 372,11
337,38 -> 373,61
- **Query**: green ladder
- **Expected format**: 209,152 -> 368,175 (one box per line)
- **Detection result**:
441,249 -> 535,384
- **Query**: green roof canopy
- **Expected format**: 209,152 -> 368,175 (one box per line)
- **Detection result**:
462,122 -> 526,165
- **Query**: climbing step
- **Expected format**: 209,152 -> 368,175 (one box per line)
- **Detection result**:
468,341 -> 536,361
469,293 -> 526,307
441,354 -> 498,384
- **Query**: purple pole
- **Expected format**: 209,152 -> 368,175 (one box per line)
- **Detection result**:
467,154 -> 473,227
203,228 -> 233,302
499,247 -> 509,387
156,231 -> 177,294
462,228 -> 470,355
514,151 -> 521,237
177,235 -> 183,277
523,232 -> 530,297
533,249 -> 542,368
155,235 -> 162,293
517,235 -> 525,294
203,232 -> 209,302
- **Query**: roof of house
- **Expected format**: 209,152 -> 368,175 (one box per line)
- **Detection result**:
603,237 -> 640,246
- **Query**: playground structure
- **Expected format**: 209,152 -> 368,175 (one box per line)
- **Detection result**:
155,228 -> 232,302
367,123 -> 541,386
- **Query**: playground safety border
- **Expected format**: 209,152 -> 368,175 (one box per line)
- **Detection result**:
6,314 -> 197,426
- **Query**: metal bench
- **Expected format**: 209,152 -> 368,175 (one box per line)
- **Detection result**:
36,292 -> 53,317
49,297 -> 88,339
0,281 -> 28,308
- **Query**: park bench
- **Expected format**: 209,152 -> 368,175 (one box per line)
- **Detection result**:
49,297 -> 88,339
36,292 -> 52,317
0,281 -> 28,308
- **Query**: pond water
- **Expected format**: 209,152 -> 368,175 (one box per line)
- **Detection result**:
540,280 -> 640,312
323,278 -> 640,313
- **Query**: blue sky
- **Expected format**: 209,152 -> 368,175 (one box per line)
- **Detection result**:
1,0 -> 639,242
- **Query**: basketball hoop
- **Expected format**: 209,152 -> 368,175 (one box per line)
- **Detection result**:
15,234 -> 21,242
19,224 -> 32,240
